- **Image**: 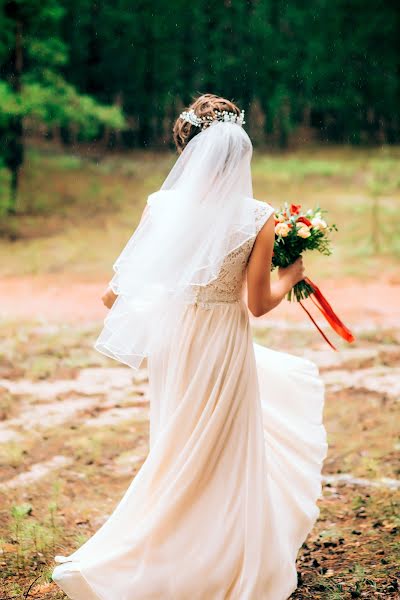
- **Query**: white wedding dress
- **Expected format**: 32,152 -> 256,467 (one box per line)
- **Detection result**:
53,199 -> 328,600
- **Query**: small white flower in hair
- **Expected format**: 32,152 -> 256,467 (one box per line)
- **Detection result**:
179,108 -> 245,129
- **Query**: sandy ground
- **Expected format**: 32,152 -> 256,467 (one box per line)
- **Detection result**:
1,273 -> 400,329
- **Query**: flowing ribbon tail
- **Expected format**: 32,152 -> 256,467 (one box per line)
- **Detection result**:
304,276 -> 355,344
299,300 -> 337,351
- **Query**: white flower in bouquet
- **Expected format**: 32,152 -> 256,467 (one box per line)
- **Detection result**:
311,217 -> 328,231
275,222 -> 290,237
297,225 -> 311,238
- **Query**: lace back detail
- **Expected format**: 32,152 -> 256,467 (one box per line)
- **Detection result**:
188,200 -> 274,308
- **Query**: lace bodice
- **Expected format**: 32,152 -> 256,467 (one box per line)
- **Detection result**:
187,200 -> 274,308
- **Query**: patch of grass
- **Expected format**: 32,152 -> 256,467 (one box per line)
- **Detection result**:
252,323 -> 323,351
66,431 -> 107,464
47,154 -> 84,171
294,486 -> 400,598
324,386 -> 398,480
4,501 -> 61,571
318,527 -> 347,542
0,389 -> 14,420
0,320 -> 107,379
351,495 -> 368,511
357,328 -> 400,345
310,576 -> 345,598
0,441 -> 27,469
252,155 -> 357,180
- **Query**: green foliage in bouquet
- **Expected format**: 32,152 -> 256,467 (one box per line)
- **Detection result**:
271,203 -> 338,302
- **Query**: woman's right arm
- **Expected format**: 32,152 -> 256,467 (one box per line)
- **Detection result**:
246,215 -> 305,317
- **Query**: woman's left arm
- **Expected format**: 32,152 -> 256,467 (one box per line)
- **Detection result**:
101,204 -> 149,309
247,216 -> 304,317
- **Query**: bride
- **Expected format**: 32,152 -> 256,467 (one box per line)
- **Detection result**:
52,93 -> 328,600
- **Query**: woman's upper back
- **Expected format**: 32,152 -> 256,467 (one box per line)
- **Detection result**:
187,200 -> 274,308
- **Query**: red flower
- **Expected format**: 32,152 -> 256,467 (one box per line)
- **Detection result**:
290,203 -> 301,215
296,216 -> 312,227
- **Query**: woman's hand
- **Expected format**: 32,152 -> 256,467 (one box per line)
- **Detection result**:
278,257 -> 305,288
102,287 -> 118,309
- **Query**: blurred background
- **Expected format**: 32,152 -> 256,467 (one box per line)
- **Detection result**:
0,1 -> 399,598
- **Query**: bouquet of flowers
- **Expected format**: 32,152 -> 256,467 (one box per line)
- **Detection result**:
271,202 -> 354,350
272,203 -> 337,301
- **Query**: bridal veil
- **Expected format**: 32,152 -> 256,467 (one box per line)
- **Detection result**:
95,121 -> 262,369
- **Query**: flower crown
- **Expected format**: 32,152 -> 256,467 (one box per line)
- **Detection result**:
179,108 -> 245,129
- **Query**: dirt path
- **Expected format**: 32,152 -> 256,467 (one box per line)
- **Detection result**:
1,273 -> 400,328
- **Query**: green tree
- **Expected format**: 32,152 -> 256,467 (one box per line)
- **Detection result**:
0,0 -> 125,214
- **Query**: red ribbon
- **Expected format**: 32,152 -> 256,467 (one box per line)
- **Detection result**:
298,276 -> 355,351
